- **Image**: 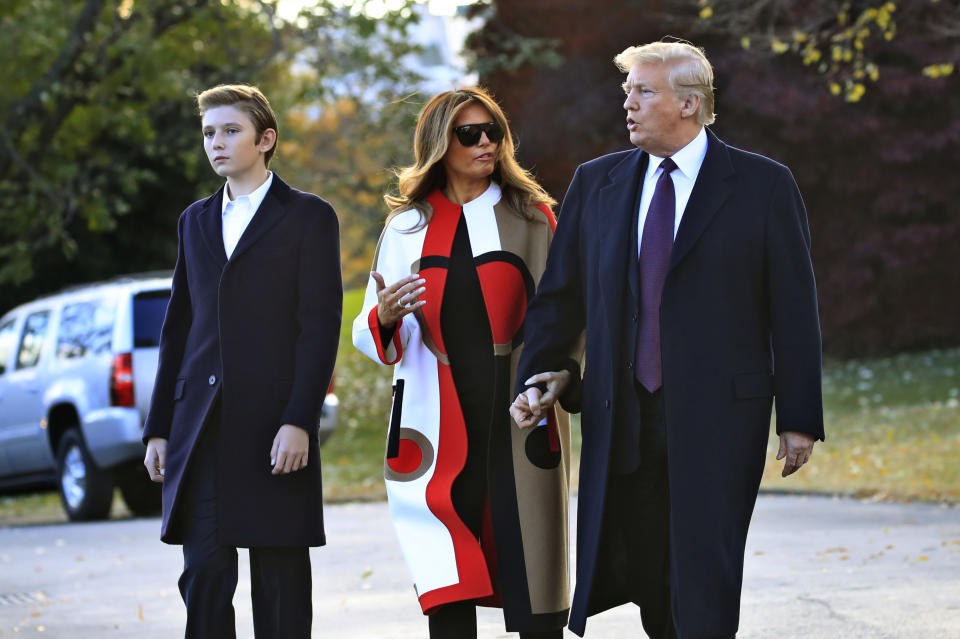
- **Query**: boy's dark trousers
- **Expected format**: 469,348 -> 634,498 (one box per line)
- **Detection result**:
176,400 -> 312,639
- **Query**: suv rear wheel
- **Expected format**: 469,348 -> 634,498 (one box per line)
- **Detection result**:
56,428 -> 114,521
116,462 -> 161,516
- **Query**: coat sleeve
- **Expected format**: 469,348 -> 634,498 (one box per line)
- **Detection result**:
281,202 -> 343,431
516,167 -> 588,412
143,212 -> 192,443
766,167 -> 825,440
352,221 -> 415,365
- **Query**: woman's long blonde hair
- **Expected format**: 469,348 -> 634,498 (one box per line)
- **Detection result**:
384,87 -> 555,226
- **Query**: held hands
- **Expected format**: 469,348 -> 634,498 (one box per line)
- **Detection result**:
144,437 -> 167,483
271,424 -> 310,475
777,431 -> 816,477
373,272 -> 426,329
509,370 -> 571,429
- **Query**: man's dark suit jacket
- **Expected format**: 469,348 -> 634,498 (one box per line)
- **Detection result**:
143,175 -> 342,547
517,129 -> 824,638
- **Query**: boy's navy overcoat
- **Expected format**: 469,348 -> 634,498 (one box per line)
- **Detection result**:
517,130 -> 824,637
143,175 -> 342,547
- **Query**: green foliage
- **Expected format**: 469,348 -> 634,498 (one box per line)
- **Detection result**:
0,0 -> 280,300
692,0 -> 960,101
0,0 -> 427,312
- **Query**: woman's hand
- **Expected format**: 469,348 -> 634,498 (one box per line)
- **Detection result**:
373,272 -> 426,329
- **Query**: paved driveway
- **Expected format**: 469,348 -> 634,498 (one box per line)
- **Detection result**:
1,495 -> 958,638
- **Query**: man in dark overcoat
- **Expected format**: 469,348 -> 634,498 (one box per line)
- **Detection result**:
142,84 -> 341,639
511,42 -> 824,638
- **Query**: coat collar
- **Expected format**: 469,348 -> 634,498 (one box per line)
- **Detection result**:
595,129 -> 735,337
196,174 -> 294,265
597,148 -> 647,340
669,128 -> 735,271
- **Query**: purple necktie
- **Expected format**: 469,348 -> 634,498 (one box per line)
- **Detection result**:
635,157 -> 678,392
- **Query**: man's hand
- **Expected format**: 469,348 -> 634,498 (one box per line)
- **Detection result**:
144,438 -> 167,483
271,424 -> 310,475
777,431 -> 815,477
509,370 -> 571,429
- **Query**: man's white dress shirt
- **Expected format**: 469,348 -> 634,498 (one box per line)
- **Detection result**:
221,171 -> 274,259
637,127 -> 708,254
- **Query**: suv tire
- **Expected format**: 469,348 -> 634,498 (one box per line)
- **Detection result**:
56,428 -> 114,521
117,462 -> 161,516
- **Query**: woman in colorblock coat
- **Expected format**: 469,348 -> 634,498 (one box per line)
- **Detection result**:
353,88 -> 577,639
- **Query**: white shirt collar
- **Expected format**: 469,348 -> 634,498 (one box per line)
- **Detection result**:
462,181 -> 502,214
645,127 -> 708,180
222,171 -> 274,215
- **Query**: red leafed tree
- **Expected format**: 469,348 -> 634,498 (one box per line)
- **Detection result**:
466,0 -> 960,356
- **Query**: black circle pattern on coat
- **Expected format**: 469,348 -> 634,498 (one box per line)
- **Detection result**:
524,425 -> 561,469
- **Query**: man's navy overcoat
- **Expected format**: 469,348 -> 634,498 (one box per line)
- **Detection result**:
518,130 -> 824,637
143,175 -> 342,547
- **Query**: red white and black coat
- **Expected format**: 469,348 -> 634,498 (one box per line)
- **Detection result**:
353,183 -> 571,632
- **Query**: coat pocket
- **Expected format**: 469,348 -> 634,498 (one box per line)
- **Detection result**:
734,372 -> 774,399
386,379 -> 405,459
173,378 -> 186,401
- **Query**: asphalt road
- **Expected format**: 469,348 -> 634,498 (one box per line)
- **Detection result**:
1,495 -> 958,638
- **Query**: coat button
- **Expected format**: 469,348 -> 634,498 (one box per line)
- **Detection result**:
604,399 -> 610,409
626,361 -> 634,370
208,375 -> 217,385
632,313 -> 638,322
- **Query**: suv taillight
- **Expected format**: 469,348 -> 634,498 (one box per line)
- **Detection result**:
110,352 -> 135,407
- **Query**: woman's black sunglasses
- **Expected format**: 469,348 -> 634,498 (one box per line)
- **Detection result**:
452,121 -> 504,147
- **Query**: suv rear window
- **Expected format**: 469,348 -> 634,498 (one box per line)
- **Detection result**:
57,298 -> 115,359
133,290 -> 171,348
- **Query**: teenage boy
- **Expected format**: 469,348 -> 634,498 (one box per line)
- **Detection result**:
143,84 -> 342,639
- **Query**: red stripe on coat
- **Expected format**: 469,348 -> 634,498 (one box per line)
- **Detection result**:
421,362 -> 493,613
535,203 -> 557,231
417,191 -> 463,356
367,306 -> 403,365
476,261 -> 527,347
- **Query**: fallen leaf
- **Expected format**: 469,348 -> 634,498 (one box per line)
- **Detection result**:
138,604 -> 144,621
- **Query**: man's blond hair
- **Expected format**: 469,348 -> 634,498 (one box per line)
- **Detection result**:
197,84 -> 279,166
615,41 -> 716,125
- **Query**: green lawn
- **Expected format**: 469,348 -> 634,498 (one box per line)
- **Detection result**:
759,348 -> 960,501
325,289 -> 960,503
320,288 -> 394,501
